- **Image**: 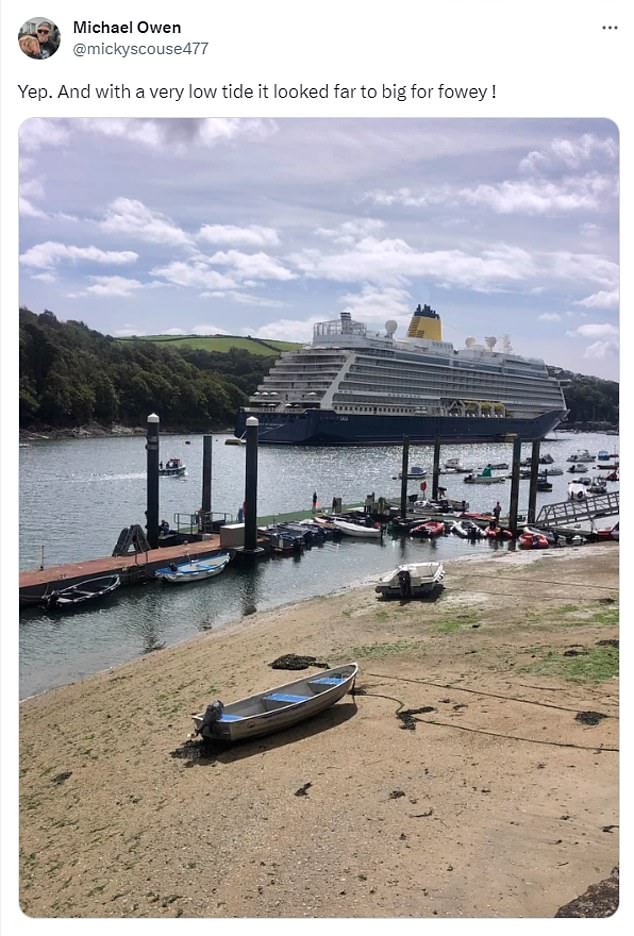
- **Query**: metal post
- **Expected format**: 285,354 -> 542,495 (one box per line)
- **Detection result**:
527,439 -> 541,524
244,417 -> 259,551
146,413 -> 160,549
432,439 -> 441,500
400,437 -> 410,518
509,435 -> 522,536
202,434 -> 212,525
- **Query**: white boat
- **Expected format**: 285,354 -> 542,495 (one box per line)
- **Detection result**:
155,552 -> 231,583
331,518 -> 382,538
567,449 -> 595,463
568,463 -> 589,474
397,465 -> 427,480
567,481 -> 587,502
451,519 -> 483,539
159,458 -> 186,477
588,476 -> 608,494
192,663 -> 358,742
375,561 -> 445,599
441,457 -> 473,474
41,574 -> 121,611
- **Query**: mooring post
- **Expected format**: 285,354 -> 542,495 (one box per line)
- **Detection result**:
146,413 -> 160,549
508,435 -> 522,536
201,434 -> 213,527
432,439 -> 441,500
527,438 -> 541,524
400,436 -> 410,518
244,417 -> 259,551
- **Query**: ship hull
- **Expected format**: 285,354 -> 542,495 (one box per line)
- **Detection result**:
235,409 -> 567,446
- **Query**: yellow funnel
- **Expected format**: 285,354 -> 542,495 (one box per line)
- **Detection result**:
407,303 -> 442,341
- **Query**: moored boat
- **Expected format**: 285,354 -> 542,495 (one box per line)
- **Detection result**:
568,481 -> 587,501
567,463 -> 589,474
331,517 -> 382,538
518,530 -> 550,550
409,519 -> 446,538
464,467 -> 506,485
567,449 -> 595,463
42,574 -> 121,611
192,663 -> 358,742
155,552 -> 231,583
375,561 -> 445,599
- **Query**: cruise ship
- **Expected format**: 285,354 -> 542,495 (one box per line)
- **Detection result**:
235,304 -> 567,445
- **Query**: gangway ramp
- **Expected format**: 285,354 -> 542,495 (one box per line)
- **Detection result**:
536,491 -> 619,531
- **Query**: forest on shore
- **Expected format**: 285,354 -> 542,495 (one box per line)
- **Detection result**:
19,308 -> 619,434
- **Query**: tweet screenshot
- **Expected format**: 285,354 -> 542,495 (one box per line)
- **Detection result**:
2,0 -> 628,930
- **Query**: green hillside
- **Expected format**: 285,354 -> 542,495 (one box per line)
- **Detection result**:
119,334 -> 301,355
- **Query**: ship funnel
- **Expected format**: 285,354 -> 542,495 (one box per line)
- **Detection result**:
407,303 -> 442,341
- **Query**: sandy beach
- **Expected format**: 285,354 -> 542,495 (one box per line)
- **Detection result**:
19,543 -> 619,919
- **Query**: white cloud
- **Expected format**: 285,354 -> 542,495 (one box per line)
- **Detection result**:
99,198 -> 191,246
20,119 -> 71,152
538,312 -> 562,322
584,339 -> 619,360
191,324 -> 231,335
316,218 -> 385,244
208,250 -> 296,281
20,241 -> 138,270
79,117 -> 277,152
251,318 -> 317,343
570,323 -> 619,339
19,197 -> 47,219
575,289 -> 619,309
84,276 -> 144,297
519,134 -> 618,173
150,260 -> 236,290
197,224 -> 280,247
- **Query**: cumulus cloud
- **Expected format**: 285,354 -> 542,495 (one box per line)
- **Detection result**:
99,198 -> 191,246
207,250 -> 296,281
519,134 -> 618,173
570,323 -> 619,339
197,224 -> 280,247
79,117 -> 277,152
575,289 -> 619,309
538,312 -> 562,322
316,218 -> 385,244
584,339 -> 619,359
20,241 -> 138,270
150,260 -> 236,291
20,119 -> 71,152
84,276 -> 144,297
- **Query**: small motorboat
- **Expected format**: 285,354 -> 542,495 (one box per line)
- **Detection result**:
409,519 -> 445,538
568,463 -> 589,474
518,530 -> 550,550
485,462 -> 509,471
159,458 -> 186,477
588,477 -> 608,494
375,561 -> 445,599
464,467 -> 506,485
192,663 -> 358,742
441,457 -> 473,474
155,552 -> 231,583
42,574 -> 121,611
331,517 -> 382,538
568,481 -> 587,501
451,519 -> 483,539
567,449 -> 595,463
224,436 -> 246,446
396,465 -> 427,480
536,476 -> 552,492
484,526 -> 512,540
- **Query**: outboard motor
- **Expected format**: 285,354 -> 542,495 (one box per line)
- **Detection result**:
198,699 -> 224,737
398,569 -> 412,598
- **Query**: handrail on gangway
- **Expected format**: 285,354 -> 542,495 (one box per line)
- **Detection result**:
535,490 -> 619,530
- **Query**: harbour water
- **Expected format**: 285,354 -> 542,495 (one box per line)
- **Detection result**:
19,430 -> 618,698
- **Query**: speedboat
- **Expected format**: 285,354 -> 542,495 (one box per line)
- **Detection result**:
159,458 -> 186,477
568,463 -> 589,474
464,467 -> 506,485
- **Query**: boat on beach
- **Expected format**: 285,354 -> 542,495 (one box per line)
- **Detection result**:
192,663 -> 358,742
41,574 -> 121,611
375,561 -> 445,599
155,552 -> 231,583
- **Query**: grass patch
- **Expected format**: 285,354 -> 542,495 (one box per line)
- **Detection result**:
351,639 -> 420,659
433,610 -> 483,633
519,644 -> 618,683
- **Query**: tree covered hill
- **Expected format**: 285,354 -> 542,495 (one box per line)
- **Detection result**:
19,308 -> 618,433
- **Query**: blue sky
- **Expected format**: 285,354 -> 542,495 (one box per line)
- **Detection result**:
19,117 -> 619,379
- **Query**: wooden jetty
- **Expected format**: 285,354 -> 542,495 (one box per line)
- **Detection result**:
19,538 -> 225,605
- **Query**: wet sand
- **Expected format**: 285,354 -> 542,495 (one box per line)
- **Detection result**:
19,543 -> 619,919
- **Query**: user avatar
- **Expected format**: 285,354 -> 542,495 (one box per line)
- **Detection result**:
18,18 -> 60,59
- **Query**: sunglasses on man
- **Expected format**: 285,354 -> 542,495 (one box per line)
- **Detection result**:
37,28 -> 50,35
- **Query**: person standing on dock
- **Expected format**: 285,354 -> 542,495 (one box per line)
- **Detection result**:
312,491 -> 318,512
492,501 -> 502,529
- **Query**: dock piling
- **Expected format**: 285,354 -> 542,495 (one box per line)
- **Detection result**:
146,413 -> 160,549
508,435 -> 522,536
400,437 -> 410,518
202,434 -> 212,523
432,439 -> 441,500
244,417 -> 259,552
527,439 -> 541,523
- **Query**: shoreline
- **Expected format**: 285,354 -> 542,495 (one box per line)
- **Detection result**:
19,544 -> 619,918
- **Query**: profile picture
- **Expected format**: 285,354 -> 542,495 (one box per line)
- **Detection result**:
18,17 -> 60,59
